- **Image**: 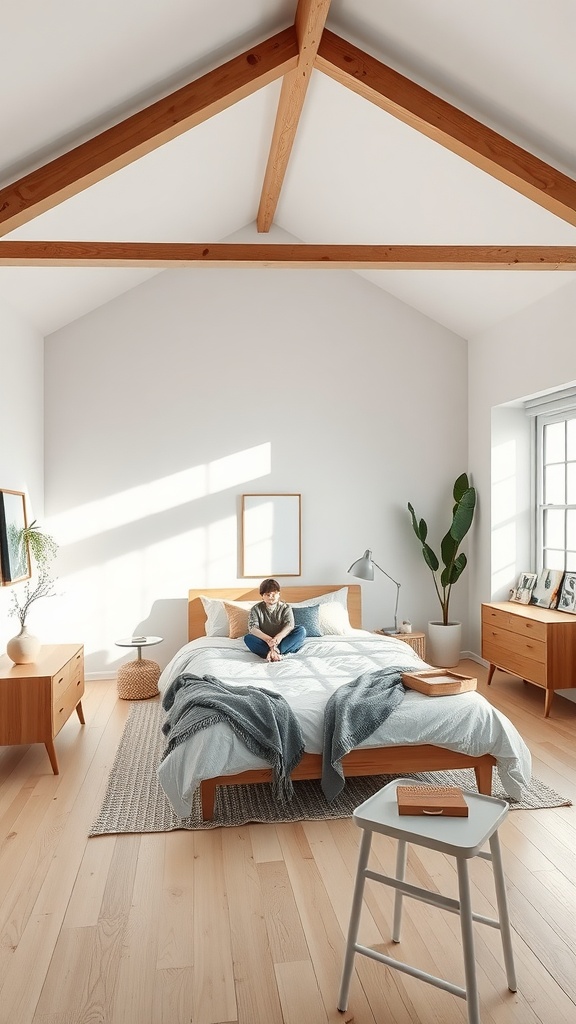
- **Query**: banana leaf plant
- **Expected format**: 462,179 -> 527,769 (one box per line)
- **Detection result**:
408,473 -> 477,626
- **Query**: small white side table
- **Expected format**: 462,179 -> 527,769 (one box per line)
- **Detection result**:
338,776 -> 516,1024
115,636 -> 163,700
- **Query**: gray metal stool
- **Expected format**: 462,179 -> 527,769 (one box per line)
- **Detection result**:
338,776 -> 517,1024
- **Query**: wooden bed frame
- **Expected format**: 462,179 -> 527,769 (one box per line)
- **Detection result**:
188,585 -> 496,819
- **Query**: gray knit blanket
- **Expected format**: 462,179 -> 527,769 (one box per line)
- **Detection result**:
161,673 -> 305,802
321,666 -> 411,801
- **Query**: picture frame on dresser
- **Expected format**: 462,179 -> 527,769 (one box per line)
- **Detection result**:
510,571 -> 538,604
557,572 -> 576,613
530,568 -> 564,609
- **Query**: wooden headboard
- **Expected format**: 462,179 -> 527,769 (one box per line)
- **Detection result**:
188,584 -> 362,641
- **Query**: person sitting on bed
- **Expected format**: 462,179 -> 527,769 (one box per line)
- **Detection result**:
244,578 -> 306,662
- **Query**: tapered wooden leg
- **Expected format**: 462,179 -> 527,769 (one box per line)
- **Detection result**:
76,701 -> 85,725
486,664 -> 496,686
45,739 -> 59,775
544,687 -> 554,718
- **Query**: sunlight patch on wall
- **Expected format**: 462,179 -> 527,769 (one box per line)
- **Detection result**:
46,443 -> 271,543
491,439 -> 517,593
491,523 -> 516,594
492,440 -> 517,526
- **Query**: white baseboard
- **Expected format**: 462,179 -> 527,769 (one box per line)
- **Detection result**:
461,651 -> 488,666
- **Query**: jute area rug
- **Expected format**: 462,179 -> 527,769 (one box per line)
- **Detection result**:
89,699 -> 571,836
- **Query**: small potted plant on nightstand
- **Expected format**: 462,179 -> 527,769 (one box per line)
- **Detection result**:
407,473 -> 477,667
6,521 -> 58,664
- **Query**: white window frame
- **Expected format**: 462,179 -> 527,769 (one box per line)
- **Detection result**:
528,389 -> 576,572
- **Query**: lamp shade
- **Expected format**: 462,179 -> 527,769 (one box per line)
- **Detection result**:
347,549 -> 375,581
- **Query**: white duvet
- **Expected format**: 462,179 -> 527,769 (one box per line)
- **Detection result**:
157,632 -> 531,816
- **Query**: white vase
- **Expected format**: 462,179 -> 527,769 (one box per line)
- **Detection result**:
6,626 -> 41,665
427,621 -> 462,668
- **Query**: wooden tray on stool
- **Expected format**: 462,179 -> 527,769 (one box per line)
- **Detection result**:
402,669 -> 477,696
397,784 -> 469,816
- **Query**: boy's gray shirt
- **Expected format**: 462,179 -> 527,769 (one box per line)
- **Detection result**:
248,600 -> 294,636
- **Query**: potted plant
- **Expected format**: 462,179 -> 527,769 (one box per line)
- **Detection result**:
407,473 -> 477,666
6,521 -> 58,664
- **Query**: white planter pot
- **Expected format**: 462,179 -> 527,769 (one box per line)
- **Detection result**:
427,621 -> 462,668
6,626 -> 41,665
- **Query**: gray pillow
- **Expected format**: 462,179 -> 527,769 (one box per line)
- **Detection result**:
291,603 -> 321,637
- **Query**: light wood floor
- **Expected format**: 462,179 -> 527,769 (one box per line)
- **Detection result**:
0,660 -> 575,1024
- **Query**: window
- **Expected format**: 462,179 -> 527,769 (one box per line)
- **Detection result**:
532,399 -> 576,572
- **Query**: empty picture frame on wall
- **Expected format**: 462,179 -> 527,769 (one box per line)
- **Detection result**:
0,489 -> 31,585
557,572 -> 576,614
241,493 -> 301,577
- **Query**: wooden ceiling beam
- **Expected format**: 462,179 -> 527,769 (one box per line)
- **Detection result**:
316,29 -> 576,228
1,241 -> 575,269
257,0 -> 332,232
0,28 -> 299,237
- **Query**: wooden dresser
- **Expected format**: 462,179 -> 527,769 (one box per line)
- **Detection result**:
481,602 -> 576,716
0,644 -> 85,772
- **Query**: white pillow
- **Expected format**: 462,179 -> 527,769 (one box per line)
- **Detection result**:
318,601 -> 354,635
291,587 -> 349,610
200,596 -> 255,637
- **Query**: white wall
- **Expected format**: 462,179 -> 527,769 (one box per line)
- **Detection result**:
0,301 -> 45,651
43,264 -> 469,675
468,279 -> 576,653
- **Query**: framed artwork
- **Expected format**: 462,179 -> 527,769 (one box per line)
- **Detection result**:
510,572 -> 538,604
530,568 -> 565,609
241,493 -> 301,578
557,572 -> 576,614
0,489 -> 31,585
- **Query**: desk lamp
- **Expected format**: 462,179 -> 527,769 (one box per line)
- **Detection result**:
348,549 -> 401,634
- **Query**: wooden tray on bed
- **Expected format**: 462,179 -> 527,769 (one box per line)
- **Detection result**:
402,669 -> 477,696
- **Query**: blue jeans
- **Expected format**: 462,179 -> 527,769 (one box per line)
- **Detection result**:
244,625 -> 306,659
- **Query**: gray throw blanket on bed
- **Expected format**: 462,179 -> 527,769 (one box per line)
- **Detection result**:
161,673 -> 305,802
322,665 -> 411,802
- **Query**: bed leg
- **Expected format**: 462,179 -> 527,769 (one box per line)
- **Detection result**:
474,762 -> 493,795
200,780 -> 217,821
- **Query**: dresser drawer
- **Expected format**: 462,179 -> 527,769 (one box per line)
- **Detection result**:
482,639 -> 547,686
53,675 -> 84,735
52,660 -> 71,701
482,623 -> 546,664
482,605 -> 547,641
68,649 -> 84,687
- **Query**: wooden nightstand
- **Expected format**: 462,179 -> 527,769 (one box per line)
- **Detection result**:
373,630 -> 426,659
0,644 -> 85,773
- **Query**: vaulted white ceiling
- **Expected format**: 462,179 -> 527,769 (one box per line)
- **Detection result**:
1,0 -> 576,339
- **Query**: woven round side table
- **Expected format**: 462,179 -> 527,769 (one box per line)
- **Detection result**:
115,636 -> 163,700
373,630 -> 427,660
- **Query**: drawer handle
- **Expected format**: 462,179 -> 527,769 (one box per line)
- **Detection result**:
57,675 -> 64,685
58,706 -> 64,714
